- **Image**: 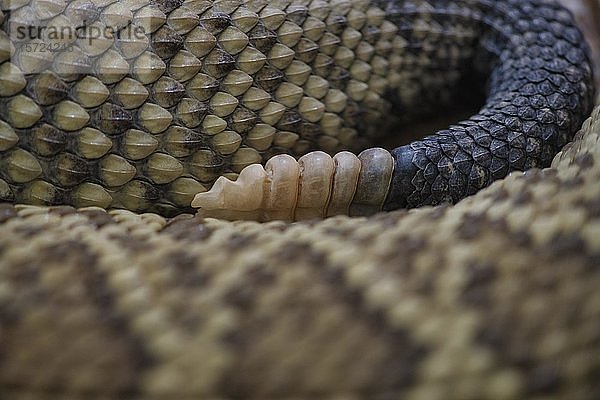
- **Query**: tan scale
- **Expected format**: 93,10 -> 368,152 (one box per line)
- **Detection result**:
212,130 -> 242,155
302,15 -> 327,41
122,129 -> 159,160
218,26 -> 249,55
236,46 -> 267,74
245,123 -> 276,150
186,73 -> 220,101
77,22 -> 114,57
284,60 -> 312,85
168,177 -> 206,208
132,51 -> 166,85
259,101 -> 285,125
72,76 -> 110,108
145,153 -> 184,184
201,114 -> 227,135
0,61 -> 25,97
277,20 -> 304,47
319,32 -> 342,55
2,148 -> 43,183
134,5 -> 167,34
230,147 -> 261,173
231,6 -> 259,32
241,86 -> 271,110
20,179 -> 60,205
275,82 -> 303,108
268,43 -> 296,69
94,49 -> 129,84
113,78 -> 150,109
32,0 -> 67,20
168,6 -> 200,34
334,45 -> 356,68
0,31 -> 13,63
259,6 -> 287,30
114,27 -> 150,60
76,127 -> 113,159
99,154 -> 137,187
184,26 -> 217,58
221,70 -> 253,96
0,119 -> 18,151
137,103 -> 173,134
6,94 -> 42,128
209,92 -> 239,117
52,100 -> 90,131
14,39 -> 54,74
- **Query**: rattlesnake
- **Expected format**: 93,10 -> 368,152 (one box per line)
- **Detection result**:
0,0 -> 599,398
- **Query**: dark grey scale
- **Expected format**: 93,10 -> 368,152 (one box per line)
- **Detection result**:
151,24 -> 185,60
115,178 -> 163,212
339,98 -> 359,125
161,125 -> 208,157
202,48 -> 236,78
254,66 -> 284,92
187,148 -> 225,183
312,53 -> 334,77
247,23 -> 277,53
92,103 -> 134,135
325,14 -> 347,36
27,72 -> 70,106
293,38 -> 320,63
362,24 -> 382,44
65,0 -> 101,26
298,121 -> 323,141
151,76 -> 186,108
276,110 -> 302,133
49,152 -> 91,187
285,5 -> 308,26
175,97 -> 209,128
0,178 -> 14,202
326,66 -> 351,90
152,0 -> 184,15
29,124 -> 68,157
384,0 -> 594,209
229,107 -> 258,134
200,9 -> 232,35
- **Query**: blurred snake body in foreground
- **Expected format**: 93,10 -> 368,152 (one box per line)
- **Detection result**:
0,0 -> 599,398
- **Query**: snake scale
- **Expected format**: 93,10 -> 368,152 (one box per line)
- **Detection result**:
0,0 -> 599,398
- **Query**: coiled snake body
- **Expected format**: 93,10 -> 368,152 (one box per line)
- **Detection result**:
0,0 -> 599,398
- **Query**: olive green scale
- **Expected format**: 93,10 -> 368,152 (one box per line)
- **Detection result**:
0,0 -> 476,215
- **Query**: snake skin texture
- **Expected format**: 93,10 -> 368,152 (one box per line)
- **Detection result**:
0,104 -> 599,399
0,0 -> 594,215
0,0 -> 599,399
